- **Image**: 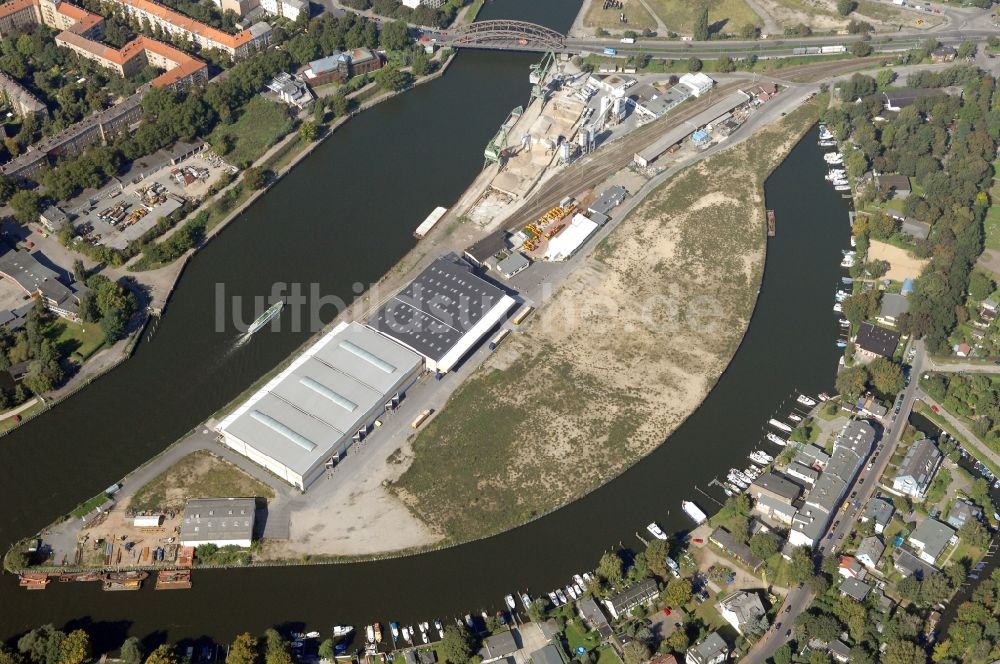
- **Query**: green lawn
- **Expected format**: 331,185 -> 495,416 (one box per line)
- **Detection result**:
49,318 -> 106,362
0,397 -> 45,434
596,647 -> 622,664
643,0 -> 761,32
984,167 -> 1000,251
210,96 -> 294,167
565,621 -> 601,654
71,491 -> 109,518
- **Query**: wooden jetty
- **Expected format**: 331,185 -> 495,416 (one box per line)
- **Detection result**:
155,569 -> 192,590
766,209 -> 776,237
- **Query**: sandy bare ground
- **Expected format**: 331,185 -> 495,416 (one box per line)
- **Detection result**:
868,239 -> 929,282
391,98 -> 825,544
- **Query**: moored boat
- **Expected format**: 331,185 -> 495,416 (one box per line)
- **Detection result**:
768,418 -> 792,432
766,432 -> 787,446
505,594 -> 517,610
333,626 -> 353,637
647,522 -> 668,540
682,500 -> 707,524
797,394 -> 817,407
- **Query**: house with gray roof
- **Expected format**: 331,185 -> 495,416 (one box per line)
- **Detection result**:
709,527 -> 763,571
718,591 -> 768,635
479,631 -> 519,662
909,519 -> 956,564
753,493 -> 797,526
856,536 -> 885,570
604,578 -> 658,619
793,444 -> 830,470
893,439 -> 942,500
785,462 -> 819,486
828,640 -> 851,663
530,645 -> 563,664
179,497 -> 256,548
946,499 -> 983,530
877,293 -> 909,327
861,498 -> 894,534
578,596 -> 612,638
748,471 -> 802,505
685,633 -> 728,664
839,577 -> 872,601
893,548 -> 937,579
901,218 -> 931,241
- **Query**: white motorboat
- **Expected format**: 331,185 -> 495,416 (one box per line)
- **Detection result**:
788,413 -> 803,422
435,620 -> 445,640
574,574 -> 587,590
505,595 -> 517,610
682,500 -> 708,524
548,591 -> 560,606
835,185 -> 852,191
566,585 -> 578,600
333,626 -> 353,637
797,395 -> 817,407
647,522 -> 668,540
833,303 -> 843,313
766,432 -> 787,446
401,627 -> 409,643
769,418 -> 792,432
722,486 -> 733,496
366,626 -> 375,645
555,589 -> 568,604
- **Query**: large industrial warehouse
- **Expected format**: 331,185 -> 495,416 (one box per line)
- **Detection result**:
217,321 -> 423,490
369,255 -> 516,374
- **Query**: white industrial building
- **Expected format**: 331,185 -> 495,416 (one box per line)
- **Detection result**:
369,255 -> 516,374
217,321 -> 423,489
678,72 -> 715,97
544,214 -> 599,261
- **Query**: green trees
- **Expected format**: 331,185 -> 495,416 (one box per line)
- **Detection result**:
17,626 -> 65,664
243,166 -> 268,189
850,41 -> 873,58
144,645 -> 179,664
662,578 -> 692,606
686,57 -> 703,72
867,357 -> 903,395
787,546 -> 814,584
969,271 -> 994,301
439,626 -> 474,664
120,638 -> 144,664
841,290 -> 880,325
835,365 -> 868,402
227,634 -> 258,664
329,93 -> 350,118
9,190 -> 42,225
597,551 -> 624,587
739,23 -> 758,38
836,0 -> 857,15
749,531 -> 779,559
58,631 -> 89,664
693,4 -> 709,41
622,641 -> 650,664
298,121 -> 318,142
317,640 -> 335,662
380,20 -> 410,51
412,50 -> 432,76
375,65 -> 412,92
645,538 -> 668,579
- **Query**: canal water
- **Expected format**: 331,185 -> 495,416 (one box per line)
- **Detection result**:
0,2 -> 851,647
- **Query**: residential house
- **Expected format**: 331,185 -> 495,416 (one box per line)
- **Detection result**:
877,293 -> 909,327
685,633 -> 728,664
854,322 -> 900,360
893,439 -> 942,501
839,577 -> 872,601
931,46 -> 957,62
893,548 -> 938,579
578,596 -> 613,638
718,591 -> 768,635
861,498 -> 894,534
828,640 -> 851,663
908,519 -> 957,565
875,174 -> 911,199
604,578 -> 658,619
709,527 -> 764,571
38,206 -> 69,233
954,343 -> 972,358
838,556 -> 866,579
793,444 -> 830,470
856,536 -> 885,570
981,298 -> 997,322
530,646 -> 563,664
785,462 -> 819,486
748,471 -> 802,505
901,218 -> 931,241
753,493 -> 796,526
946,499 -> 983,530
478,631 -> 519,663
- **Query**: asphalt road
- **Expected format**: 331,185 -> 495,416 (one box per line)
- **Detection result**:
743,342 -> 927,663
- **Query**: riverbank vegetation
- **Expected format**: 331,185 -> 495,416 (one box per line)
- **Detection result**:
824,65 -> 998,355
129,450 -> 274,512
392,93 -> 828,544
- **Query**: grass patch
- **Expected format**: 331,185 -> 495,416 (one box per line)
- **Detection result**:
210,97 -> 294,167
596,647 -> 622,664
925,466 -> 951,505
71,491 -> 109,518
0,398 -> 45,434
643,0 -> 761,32
48,318 -> 106,362
565,621 -> 601,653
582,0 -> 656,32
130,450 -> 275,512
984,164 -> 1000,251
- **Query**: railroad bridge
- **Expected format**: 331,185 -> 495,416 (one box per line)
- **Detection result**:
449,20 -> 567,51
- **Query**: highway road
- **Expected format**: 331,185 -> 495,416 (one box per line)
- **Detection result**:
743,343 -> 927,663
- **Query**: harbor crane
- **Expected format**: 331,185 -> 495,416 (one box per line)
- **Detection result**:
529,51 -> 555,103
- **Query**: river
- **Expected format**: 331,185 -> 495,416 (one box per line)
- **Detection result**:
0,1 -> 850,648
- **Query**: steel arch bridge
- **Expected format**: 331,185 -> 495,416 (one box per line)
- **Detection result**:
450,20 -> 566,51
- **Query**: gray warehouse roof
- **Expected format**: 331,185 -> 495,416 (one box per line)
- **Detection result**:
219,322 -> 422,477
0,249 -> 78,311
750,471 -> 802,502
180,497 -> 256,543
588,185 -> 628,216
635,90 -> 750,165
369,255 -> 513,364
